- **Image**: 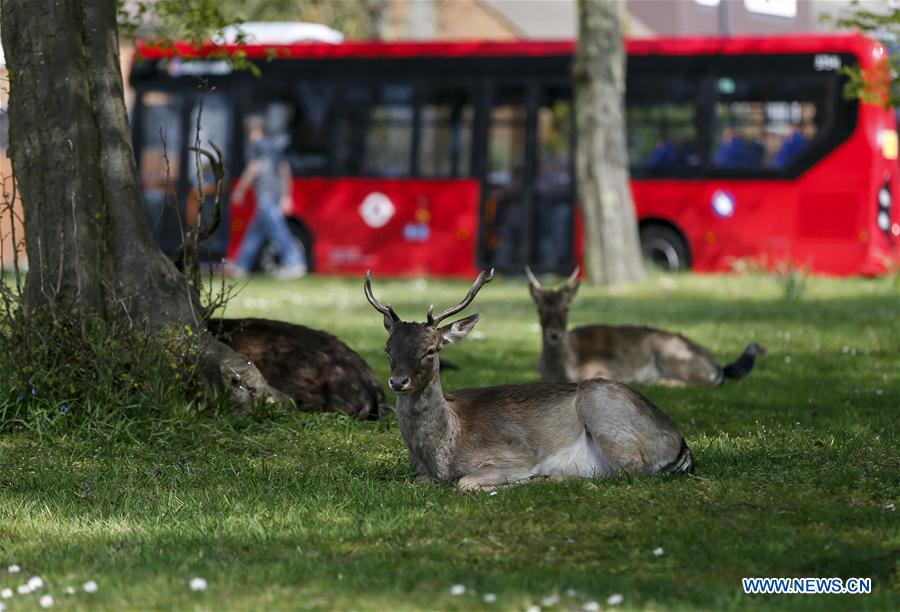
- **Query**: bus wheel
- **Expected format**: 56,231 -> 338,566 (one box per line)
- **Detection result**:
257,219 -> 314,274
640,224 -> 690,272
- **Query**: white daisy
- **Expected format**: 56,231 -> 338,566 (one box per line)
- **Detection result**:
450,584 -> 466,596
541,594 -> 560,606
483,593 -> 497,603
607,593 -> 624,606
189,577 -> 208,592
7,566 -> 20,574
582,602 -> 600,612
16,584 -> 31,595
83,580 -> 98,593
27,576 -> 44,590
38,594 -> 54,608
653,547 -> 665,556
0,589 -> 11,599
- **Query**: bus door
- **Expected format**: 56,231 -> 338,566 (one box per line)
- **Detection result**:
134,89 -> 234,260
482,83 -> 574,274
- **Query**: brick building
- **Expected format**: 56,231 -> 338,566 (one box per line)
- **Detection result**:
383,0 -> 882,41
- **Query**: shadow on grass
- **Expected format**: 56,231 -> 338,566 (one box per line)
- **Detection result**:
4,480 -> 897,610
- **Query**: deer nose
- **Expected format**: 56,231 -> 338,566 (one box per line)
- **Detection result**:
548,331 -> 563,342
389,376 -> 411,391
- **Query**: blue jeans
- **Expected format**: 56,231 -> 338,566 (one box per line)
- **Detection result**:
235,194 -> 305,271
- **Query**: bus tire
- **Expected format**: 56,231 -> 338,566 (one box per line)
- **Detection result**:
640,223 -> 690,272
257,219 -> 314,274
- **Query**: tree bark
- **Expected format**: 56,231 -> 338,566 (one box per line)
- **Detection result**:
574,0 -> 645,286
1,0 -> 288,407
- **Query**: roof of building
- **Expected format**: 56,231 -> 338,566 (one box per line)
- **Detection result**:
479,0 -> 576,39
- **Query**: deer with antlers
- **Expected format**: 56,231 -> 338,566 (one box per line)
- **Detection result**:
526,267 -> 766,386
364,269 -> 693,490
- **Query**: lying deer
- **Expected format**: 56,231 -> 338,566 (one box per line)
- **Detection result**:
364,269 -> 693,490
208,318 -> 388,419
526,267 -> 766,386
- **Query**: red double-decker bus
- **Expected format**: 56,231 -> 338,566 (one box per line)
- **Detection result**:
130,33 -> 898,277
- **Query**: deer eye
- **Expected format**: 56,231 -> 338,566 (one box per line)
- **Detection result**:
423,347 -> 437,359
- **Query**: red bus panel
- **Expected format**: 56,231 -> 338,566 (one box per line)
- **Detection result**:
633,100 -> 899,275
228,179 -> 481,278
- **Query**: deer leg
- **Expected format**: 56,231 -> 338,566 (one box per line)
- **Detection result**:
579,381 -> 686,475
656,378 -> 687,388
456,465 -> 535,491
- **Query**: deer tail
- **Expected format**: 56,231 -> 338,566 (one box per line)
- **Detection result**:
721,342 -> 767,381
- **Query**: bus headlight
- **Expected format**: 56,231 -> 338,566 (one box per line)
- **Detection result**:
877,180 -> 892,234
879,185 -> 890,208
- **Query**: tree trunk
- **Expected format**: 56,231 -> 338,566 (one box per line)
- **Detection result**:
1,0 -> 288,407
574,0 -> 645,286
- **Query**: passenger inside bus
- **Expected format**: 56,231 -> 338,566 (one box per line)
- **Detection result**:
714,126 -> 764,168
644,135 -> 679,171
773,123 -> 809,168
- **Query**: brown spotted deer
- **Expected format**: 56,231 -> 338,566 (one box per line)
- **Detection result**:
526,267 -> 766,387
208,318 -> 388,419
364,269 -> 693,490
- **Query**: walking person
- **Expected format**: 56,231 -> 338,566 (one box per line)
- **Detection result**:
227,114 -> 307,280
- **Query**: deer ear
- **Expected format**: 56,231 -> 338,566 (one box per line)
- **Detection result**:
528,283 -> 542,301
439,313 -> 480,345
563,281 -> 581,303
382,313 -> 395,332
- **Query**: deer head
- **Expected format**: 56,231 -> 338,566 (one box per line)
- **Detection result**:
364,269 -> 494,393
526,267 -> 580,345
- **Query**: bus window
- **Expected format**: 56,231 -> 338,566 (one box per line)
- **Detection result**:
249,85 -> 335,177
140,91 -> 183,190
186,93 -> 232,254
336,85 -> 369,176
337,83 -> 414,177
365,84 -> 414,177
419,86 -> 474,178
291,82 -> 335,176
486,86 -> 528,269
627,78 -> 702,177
712,76 -> 827,171
535,86 -> 574,271
139,90 -> 184,253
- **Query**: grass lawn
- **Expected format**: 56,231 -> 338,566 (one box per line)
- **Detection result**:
0,272 -> 898,610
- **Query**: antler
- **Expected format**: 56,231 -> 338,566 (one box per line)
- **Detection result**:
524,266 -> 542,291
565,266 -> 581,288
428,268 -> 495,326
364,270 -> 400,323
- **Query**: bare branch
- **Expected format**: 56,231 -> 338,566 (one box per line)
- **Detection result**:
171,140 -> 225,272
